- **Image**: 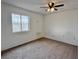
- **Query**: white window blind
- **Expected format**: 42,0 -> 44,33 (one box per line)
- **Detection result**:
12,13 -> 29,32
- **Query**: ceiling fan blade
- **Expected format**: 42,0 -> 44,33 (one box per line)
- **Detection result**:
54,4 -> 64,7
54,8 -> 58,11
40,7 -> 49,8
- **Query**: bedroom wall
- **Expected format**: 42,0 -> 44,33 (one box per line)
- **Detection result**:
44,9 -> 78,46
1,3 -> 43,50
1,2 -> 78,51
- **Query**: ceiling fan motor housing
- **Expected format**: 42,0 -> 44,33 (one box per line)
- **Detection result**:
48,2 -> 54,9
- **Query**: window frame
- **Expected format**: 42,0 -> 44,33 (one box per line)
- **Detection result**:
11,13 -> 30,33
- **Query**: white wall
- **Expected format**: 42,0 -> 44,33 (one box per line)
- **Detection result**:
1,2 -> 78,50
1,3 -> 43,50
44,9 -> 78,46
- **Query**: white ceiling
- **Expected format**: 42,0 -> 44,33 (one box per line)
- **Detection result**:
2,0 -> 78,14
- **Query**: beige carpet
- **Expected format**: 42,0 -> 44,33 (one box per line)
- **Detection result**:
2,38 -> 77,59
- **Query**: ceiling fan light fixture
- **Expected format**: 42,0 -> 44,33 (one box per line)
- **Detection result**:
51,8 -> 54,12
47,8 -> 50,12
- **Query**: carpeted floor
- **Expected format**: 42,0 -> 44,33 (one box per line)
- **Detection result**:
2,38 -> 77,59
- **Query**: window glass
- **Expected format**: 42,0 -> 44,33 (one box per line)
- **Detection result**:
11,13 -> 29,32
21,15 -> 29,31
12,13 -> 21,32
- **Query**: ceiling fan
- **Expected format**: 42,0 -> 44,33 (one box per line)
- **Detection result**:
40,2 -> 64,12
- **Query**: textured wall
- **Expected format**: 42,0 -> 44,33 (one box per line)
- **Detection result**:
44,9 -> 78,46
1,3 -> 43,50
1,2 -> 78,51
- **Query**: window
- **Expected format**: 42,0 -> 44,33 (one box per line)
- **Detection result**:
12,13 -> 30,32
